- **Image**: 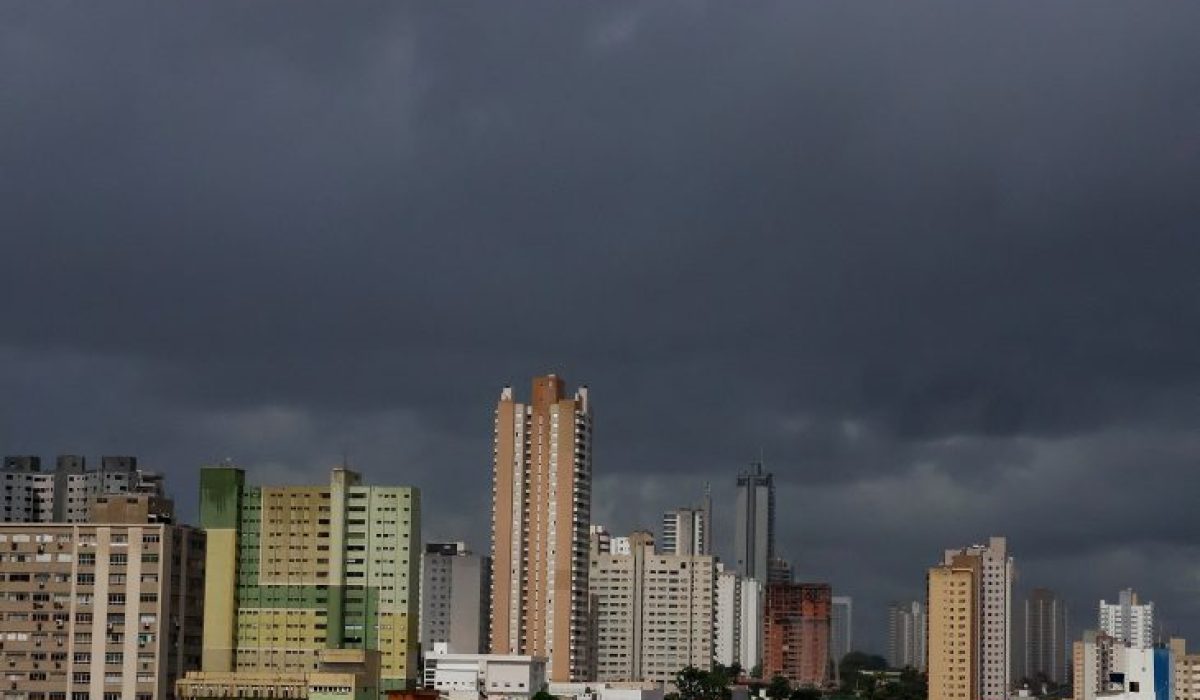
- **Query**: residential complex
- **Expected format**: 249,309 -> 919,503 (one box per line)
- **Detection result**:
1019,587 -> 1069,685
1101,589 -> 1155,649
1073,630 -> 1118,700
660,504 -> 709,557
489,375 -> 593,682
928,562 -> 977,700
830,596 -> 853,666
0,493 -> 205,700
714,564 -> 762,672
184,465 -> 421,698
420,542 -> 490,655
1172,638 -> 1200,700
587,531 -> 715,683
942,537 -> 1013,700
734,462 -> 774,583
763,582 -> 831,688
2,455 -> 164,523
886,600 -> 926,671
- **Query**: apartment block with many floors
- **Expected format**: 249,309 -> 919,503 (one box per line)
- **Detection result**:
587,531 -> 714,683
490,375 -> 592,683
942,537 -> 1013,700
2,455 -> 164,524
181,465 -> 420,699
928,563 -> 978,700
763,583 -> 831,688
0,493 -> 204,700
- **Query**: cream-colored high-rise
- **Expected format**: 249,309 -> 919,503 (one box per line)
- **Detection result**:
928,563 -> 978,700
490,374 -> 592,682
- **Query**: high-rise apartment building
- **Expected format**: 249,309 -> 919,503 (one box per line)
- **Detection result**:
587,531 -> 714,683
1072,630 -> 1118,700
0,493 -> 205,700
734,462 -> 774,583
928,563 -> 978,700
1019,588 -> 1069,684
942,537 -> 1013,700
1171,638 -> 1200,700
763,583 -> 831,688
831,596 -> 853,666
661,504 -> 709,556
2,455 -> 164,523
188,465 -> 421,698
714,564 -> 763,672
421,542 -> 490,654
1100,589 -> 1155,649
490,375 -> 593,683
886,600 -> 926,671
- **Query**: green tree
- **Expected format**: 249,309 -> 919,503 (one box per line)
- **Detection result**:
790,687 -> 822,700
674,666 -> 729,700
766,675 -> 792,700
532,689 -> 556,700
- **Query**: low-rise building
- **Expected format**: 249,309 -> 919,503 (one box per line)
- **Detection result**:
177,648 -> 381,700
423,649 -> 546,700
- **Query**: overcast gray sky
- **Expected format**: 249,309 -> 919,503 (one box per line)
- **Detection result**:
3,2 -> 1200,654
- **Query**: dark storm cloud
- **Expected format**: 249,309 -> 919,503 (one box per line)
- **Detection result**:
3,1 -> 1200,651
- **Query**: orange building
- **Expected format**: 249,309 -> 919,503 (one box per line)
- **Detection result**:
763,582 -> 832,688
489,375 -> 593,682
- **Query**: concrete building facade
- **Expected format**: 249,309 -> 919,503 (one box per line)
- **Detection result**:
714,564 -> 762,672
190,465 -> 421,697
763,583 -> 831,688
420,542 -> 490,655
489,375 -> 593,682
1073,630 -> 1119,700
422,648 -> 546,700
587,531 -> 715,683
734,463 -> 774,584
0,493 -> 204,700
1101,589 -> 1155,650
1171,638 -> 1200,700
943,537 -> 1013,700
830,596 -> 853,667
928,563 -> 978,700
661,505 -> 709,557
2,455 -> 164,524
1019,588 -> 1069,685
886,601 -> 926,671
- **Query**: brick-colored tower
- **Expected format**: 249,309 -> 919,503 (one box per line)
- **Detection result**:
764,582 -> 832,687
490,374 -> 593,682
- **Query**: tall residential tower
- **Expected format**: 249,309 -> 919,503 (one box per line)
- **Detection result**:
489,374 -> 593,682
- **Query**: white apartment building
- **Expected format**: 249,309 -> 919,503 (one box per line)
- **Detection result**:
588,531 -> 714,683
714,565 -> 761,671
1101,589 -> 1155,649
943,536 -> 1013,700
831,597 -> 853,666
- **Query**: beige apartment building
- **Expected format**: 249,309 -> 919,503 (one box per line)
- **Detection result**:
1171,639 -> 1200,700
0,494 -> 204,700
587,531 -> 715,683
928,562 -> 978,700
490,375 -> 593,682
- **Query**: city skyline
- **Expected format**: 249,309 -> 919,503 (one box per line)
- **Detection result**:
5,0 -> 1200,660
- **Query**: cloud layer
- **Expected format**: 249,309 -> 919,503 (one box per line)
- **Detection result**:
3,1 -> 1200,652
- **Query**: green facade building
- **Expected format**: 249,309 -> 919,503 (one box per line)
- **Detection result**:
196,465 -> 420,697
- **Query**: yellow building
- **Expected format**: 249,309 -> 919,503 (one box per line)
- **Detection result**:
184,465 -> 420,699
927,563 -> 978,700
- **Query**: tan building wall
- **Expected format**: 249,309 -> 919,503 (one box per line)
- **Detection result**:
928,564 -> 977,700
490,375 -> 592,682
588,532 -> 714,683
0,495 -> 204,700
1172,638 -> 1200,700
